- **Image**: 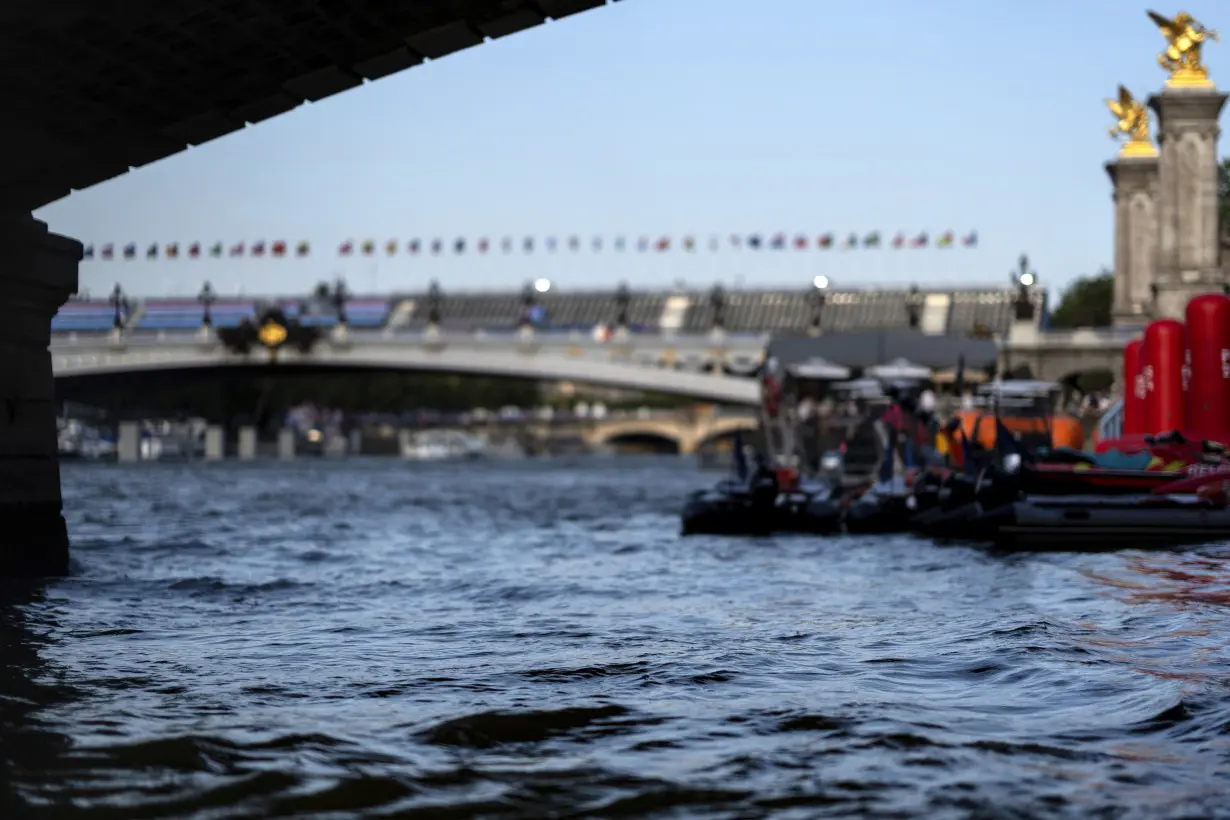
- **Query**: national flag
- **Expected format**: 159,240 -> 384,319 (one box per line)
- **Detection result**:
842,233 -> 858,250
122,242 -> 136,259
385,239 -> 398,256
891,232 -> 906,249
546,237 -> 557,252
936,231 -> 955,248
82,245 -> 94,259
614,237 -> 627,252
683,236 -> 695,251
429,239 -> 441,255
339,240 -> 353,256
747,234 -> 762,250
210,242 -> 224,258
708,235 -> 720,252
229,242 -> 244,257
100,243 -> 114,260
770,233 -> 786,250
655,237 -> 670,251
361,239 -> 375,256
567,235 -> 579,252
818,233 -> 834,249
408,239 -> 421,254
523,237 -> 534,253
910,232 -> 929,248
453,238 -> 465,254
295,241 -> 309,257
636,237 -> 649,252
165,243 -> 179,259
962,230 -> 978,248
729,234 -> 742,249
478,238 -> 490,253
188,242 -> 201,258
501,237 -> 513,253
271,240 -> 287,257
592,237 -> 603,252
863,231 -> 881,248
793,234 -> 809,250
251,241 -> 266,256
146,243 -> 159,259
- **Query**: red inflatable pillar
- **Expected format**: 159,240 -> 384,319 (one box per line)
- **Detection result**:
1184,294 -> 1230,442
1144,319 -> 1186,435
1122,338 -> 1147,436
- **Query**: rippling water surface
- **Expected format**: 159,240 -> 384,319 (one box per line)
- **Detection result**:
4,457 -> 1230,818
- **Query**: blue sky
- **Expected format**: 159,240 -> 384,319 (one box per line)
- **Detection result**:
36,0 -> 1227,299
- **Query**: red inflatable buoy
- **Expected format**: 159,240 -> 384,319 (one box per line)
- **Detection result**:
1184,294 -> 1230,443
1123,338 -> 1147,437
1144,319 -> 1186,435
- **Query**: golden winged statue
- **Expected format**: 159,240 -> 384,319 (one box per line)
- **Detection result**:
1148,10 -> 1219,86
1106,85 -> 1157,157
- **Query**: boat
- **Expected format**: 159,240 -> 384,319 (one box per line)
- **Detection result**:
400,428 -> 488,461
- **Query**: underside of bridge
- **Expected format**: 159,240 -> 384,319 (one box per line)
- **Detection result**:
0,0 -> 616,575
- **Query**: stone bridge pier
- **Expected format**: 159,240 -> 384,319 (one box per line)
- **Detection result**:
1,214 -> 80,576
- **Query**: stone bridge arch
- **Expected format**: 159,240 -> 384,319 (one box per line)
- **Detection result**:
585,415 -> 757,455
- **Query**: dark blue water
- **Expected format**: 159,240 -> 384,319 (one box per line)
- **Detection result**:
4,457 -> 1230,818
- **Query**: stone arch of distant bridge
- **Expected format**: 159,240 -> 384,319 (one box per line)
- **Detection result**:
51,343 -> 761,405
586,415 -> 758,455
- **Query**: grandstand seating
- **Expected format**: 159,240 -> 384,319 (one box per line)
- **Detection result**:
51,301 -> 119,333
139,299 -> 254,330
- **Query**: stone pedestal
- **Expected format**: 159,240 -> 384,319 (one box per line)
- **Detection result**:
116,422 -> 141,463
1105,155 -> 1160,324
0,214 -> 79,577
203,425 -> 224,461
237,426 -> 257,460
277,428 -> 296,460
1148,87 -> 1228,318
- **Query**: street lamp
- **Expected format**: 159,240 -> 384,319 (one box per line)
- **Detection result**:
109,283 -> 126,330
906,283 -> 923,330
332,277 -> 349,324
520,280 -> 536,329
809,275 -> 829,332
426,279 -> 443,326
709,283 -> 726,331
198,281 -> 216,327
1011,254 -> 1037,321
614,281 -> 631,329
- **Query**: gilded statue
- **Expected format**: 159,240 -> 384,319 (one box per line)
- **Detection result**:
1147,10 -> 1219,86
1106,85 -> 1157,157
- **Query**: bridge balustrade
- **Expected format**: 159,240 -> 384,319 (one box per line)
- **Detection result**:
50,301 -> 117,333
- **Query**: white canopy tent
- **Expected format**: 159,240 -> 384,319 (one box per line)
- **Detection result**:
789,356 -> 851,380
864,358 -> 932,381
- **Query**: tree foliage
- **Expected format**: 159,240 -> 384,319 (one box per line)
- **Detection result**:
1048,271 -> 1114,329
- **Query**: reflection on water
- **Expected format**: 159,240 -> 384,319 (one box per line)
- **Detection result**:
1,457 -> 1228,818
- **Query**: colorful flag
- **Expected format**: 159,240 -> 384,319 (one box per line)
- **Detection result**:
683,236 -> 695,251
729,234 -> 742,249
408,239 -> 421,254
863,231 -> 881,248
962,230 -> 978,248
165,243 -> 178,259
910,232 -> 929,248
385,239 -> 398,256
655,237 -> 670,251
523,237 -> 534,253
770,233 -> 786,250
891,232 -> 906,249
271,240 -> 287,257
454,238 -> 465,254
429,239 -> 441,255
338,240 -> 353,256
187,242 -> 201,258
100,244 -> 114,260
546,237 -> 557,252
592,237 -> 603,252
818,233 -> 834,249
747,234 -> 762,250
361,239 -> 375,255
210,242 -> 224,258
614,237 -> 627,252
229,242 -> 244,257
146,243 -> 159,259
478,238 -> 490,253
936,231 -> 954,248
122,242 -> 136,259
83,245 -> 94,259
251,241 -> 266,257
794,234 -> 809,250
842,233 -> 858,250
708,235 -> 720,252
567,235 -> 580,252
501,237 -> 513,253
636,237 -> 649,252
295,241 -> 309,257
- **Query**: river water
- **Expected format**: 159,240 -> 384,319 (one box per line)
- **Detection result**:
3,458 -> 1230,819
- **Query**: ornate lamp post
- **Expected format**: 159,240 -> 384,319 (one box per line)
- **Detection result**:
709,283 -> 726,331
426,279 -> 442,327
1011,254 -> 1037,321
109,283 -> 126,330
332,277 -> 349,325
808,275 -> 829,335
198,281 -> 216,327
520,281 -> 536,329
614,281 -> 631,330
905,283 -> 924,330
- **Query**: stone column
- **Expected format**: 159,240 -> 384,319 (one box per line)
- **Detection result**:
1149,87 -> 1228,319
277,428 -> 296,460
116,422 -> 141,463
237,426 -> 257,460
1106,156 -> 1160,324
203,425 -> 225,461
0,214 -> 79,576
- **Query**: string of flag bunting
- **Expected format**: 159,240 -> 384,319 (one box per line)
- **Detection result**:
81,230 -> 979,261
